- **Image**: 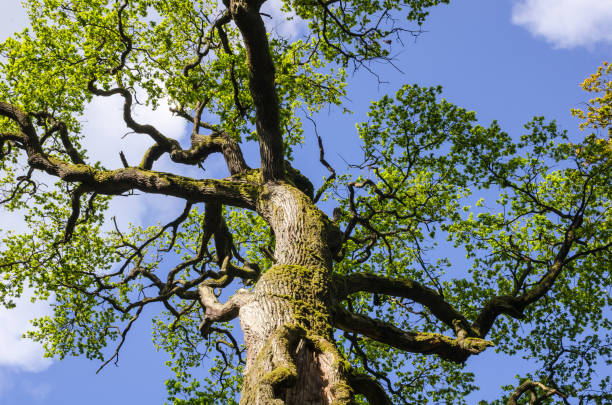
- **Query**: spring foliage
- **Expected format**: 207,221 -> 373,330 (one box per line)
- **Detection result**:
0,1 -> 610,404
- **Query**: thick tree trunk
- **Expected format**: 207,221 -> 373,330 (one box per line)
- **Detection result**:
237,182 -> 352,404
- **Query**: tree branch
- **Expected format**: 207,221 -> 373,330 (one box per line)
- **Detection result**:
333,305 -> 492,363
1,101 -> 259,208
474,215 -> 584,337
334,272 -> 475,336
347,371 -> 393,405
229,0 -> 284,181
314,135 -> 337,203
507,380 -> 566,405
198,284 -> 252,336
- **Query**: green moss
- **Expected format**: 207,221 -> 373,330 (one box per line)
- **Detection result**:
259,264 -> 332,337
462,337 -> 494,350
330,382 -> 353,405
230,168 -> 263,184
262,366 -> 297,387
310,335 -> 350,371
414,332 -> 442,342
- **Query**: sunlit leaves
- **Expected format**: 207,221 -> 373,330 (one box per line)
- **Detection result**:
330,83 -> 611,403
572,61 -> 612,137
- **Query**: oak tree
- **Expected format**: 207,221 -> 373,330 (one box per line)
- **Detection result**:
1,1 -> 610,403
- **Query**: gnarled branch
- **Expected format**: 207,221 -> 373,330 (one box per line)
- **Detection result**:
198,284 -> 252,336
334,272 -> 475,336
333,305 -> 492,363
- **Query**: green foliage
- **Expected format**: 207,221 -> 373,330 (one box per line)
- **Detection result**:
0,184 -> 119,361
327,84 -> 610,403
0,0 -> 347,156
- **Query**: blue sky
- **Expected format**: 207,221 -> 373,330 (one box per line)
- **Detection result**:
0,0 -> 611,404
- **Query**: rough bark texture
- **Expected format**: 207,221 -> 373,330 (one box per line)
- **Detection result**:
237,182 -> 353,404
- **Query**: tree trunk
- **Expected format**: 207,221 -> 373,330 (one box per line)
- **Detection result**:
238,182 -> 352,404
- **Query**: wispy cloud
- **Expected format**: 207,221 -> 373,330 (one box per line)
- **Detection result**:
512,0 -> 612,48
0,368 -> 53,401
21,379 -> 53,401
261,0 -> 307,39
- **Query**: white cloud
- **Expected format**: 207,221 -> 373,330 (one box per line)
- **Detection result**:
81,95 -> 186,170
261,0 -> 307,39
0,291 -> 53,372
512,0 -> 612,48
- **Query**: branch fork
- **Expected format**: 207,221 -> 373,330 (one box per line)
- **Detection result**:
198,284 -> 252,337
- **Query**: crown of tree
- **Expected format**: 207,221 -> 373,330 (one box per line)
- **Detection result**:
0,1 -> 610,404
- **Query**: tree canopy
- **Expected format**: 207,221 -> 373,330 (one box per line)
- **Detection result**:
0,0 -> 610,404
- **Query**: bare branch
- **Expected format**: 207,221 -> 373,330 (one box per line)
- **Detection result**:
96,305 -> 144,374
314,135 -> 337,203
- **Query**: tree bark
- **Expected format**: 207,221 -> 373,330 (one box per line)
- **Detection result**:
237,182 -> 353,404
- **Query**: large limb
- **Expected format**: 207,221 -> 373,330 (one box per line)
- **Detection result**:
333,305 -> 492,363
33,158 -> 257,208
347,372 -> 393,405
229,0 -> 284,182
0,101 -> 258,208
335,272 -> 475,336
